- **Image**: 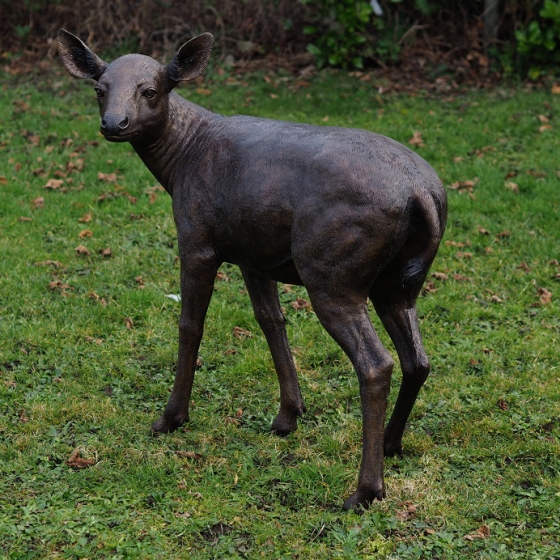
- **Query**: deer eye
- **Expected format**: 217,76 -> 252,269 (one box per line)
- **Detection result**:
94,87 -> 105,99
143,88 -> 157,100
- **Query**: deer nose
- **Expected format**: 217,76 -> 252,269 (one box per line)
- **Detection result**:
100,114 -> 130,135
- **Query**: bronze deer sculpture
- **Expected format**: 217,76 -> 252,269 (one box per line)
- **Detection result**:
57,29 -> 447,510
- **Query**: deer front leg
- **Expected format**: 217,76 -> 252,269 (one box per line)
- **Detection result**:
152,255 -> 218,433
241,267 -> 305,435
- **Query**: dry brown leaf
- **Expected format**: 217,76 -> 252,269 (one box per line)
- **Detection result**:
422,281 -> 437,294
125,317 -> 134,329
538,114 -> 550,124
495,231 -> 510,239
75,245 -> 90,256
35,260 -> 64,268
408,130 -> 425,147
49,280 -> 70,292
478,227 -> 490,235
431,271 -> 448,281
447,179 -> 476,194
456,252 -> 473,259
78,229 -> 93,238
195,88 -> 212,96
291,298 -> 312,310
216,271 -> 231,281
176,451 -> 203,460
98,172 -> 118,182
66,449 -> 96,469
233,326 -> 252,339
497,398 -> 508,410
505,181 -> 519,193
0,176 -> 7,185
32,196 -> 44,209
19,216 -> 32,222
396,501 -> 418,521
537,287 -> 552,305
464,524 -> 490,541
539,124 -> 552,133
88,292 -> 107,306
78,213 -> 92,223
270,93 -> 279,99
517,261 -> 530,272
453,273 -> 471,282
99,248 -> 112,258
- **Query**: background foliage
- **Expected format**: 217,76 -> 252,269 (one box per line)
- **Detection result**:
3,0 -> 560,76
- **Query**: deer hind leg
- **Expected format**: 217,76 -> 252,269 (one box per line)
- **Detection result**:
306,288 -> 394,510
373,298 -> 430,457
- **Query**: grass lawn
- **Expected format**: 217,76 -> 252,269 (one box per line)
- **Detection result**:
1,62 -> 559,558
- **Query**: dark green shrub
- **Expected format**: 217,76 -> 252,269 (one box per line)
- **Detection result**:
515,0 -> 560,78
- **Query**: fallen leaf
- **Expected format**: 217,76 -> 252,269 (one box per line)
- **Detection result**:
408,130 -> 425,147
453,273 -> 471,282
396,501 -> 418,521
491,295 -> 504,303
422,281 -> 437,294
176,451 -> 202,460
505,181 -> 519,193
32,196 -> 44,209
537,287 -> 552,305
0,176 -> 7,185
453,156 -> 463,163
66,449 -> 96,469
78,213 -> 92,223
447,179 -> 476,194
99,248 -> 112,258
270,93 -> 279,99
517,261 -> 530,272
49,280 -> 70,292
291,298 -> 311,310
445,240 -> 471,248
464,524 -> 490,541
456,252 -> 473,259
497,398 -> 509,410
34,260 -> 64,268
98,172 -> 117,182
125,317 -> 134,329
478,227 -> 490,235
195,88 -> 212,96
78,229 -> 93,238
216,271 -> 231,281
538,114 -> 550,123
539,124 -> 552,133
233,326 -> 252,339
18,216 -> 32,222
552,84 -> 560,94
89,292 -> 107,306
19,409 -> 29,423
45,179 -> 64,191
431,271 -> 448,281
174,511 -> 191,519
75,245 -> 90,256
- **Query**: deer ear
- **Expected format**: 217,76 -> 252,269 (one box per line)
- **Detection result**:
166,33 -> 214,89
57,28 -> 107,80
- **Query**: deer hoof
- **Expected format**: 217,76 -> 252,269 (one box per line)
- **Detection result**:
342,485 -> 385,511
271,410 -> 299,436
151,413 -> 187,434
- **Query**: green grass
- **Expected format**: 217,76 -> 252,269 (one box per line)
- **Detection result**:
1,65 -> 559,558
